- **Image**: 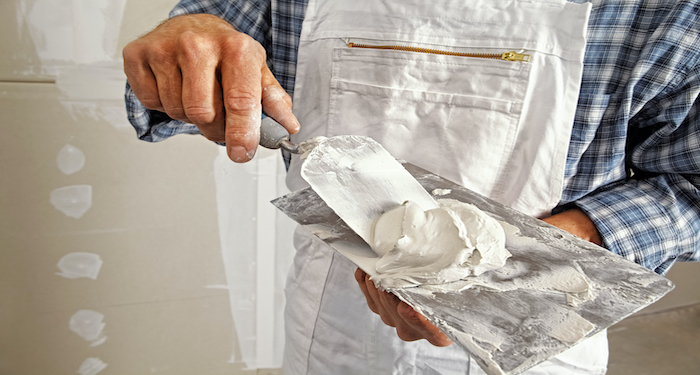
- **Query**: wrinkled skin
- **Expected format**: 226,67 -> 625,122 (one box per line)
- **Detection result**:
123,14 -> 299,162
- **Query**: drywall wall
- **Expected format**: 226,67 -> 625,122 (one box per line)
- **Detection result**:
0,1 -> 293,374
1,1 -> 698,375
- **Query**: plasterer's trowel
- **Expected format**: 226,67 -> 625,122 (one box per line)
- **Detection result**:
266,119 -> 673,375
260,116 -> 439,242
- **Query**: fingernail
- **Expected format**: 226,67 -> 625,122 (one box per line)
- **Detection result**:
291,118 -> 301,133
229,146 -> 255,162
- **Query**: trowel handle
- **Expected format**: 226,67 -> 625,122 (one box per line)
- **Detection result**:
259,114 -> 290,149
259,114 -> 300,154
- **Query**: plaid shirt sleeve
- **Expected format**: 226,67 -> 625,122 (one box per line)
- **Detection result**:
562,0 -> 700,275
124,0 -> 272,142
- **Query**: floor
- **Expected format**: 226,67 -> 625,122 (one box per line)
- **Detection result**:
607,303 -> 700,375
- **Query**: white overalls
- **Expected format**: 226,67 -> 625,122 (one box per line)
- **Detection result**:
284,0 -> 608,373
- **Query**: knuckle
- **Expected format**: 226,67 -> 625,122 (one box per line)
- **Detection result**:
122,42 -> 142,64
184,105 -> 217,124
162,106 -> 187,120
380,315 -> 396,328
396,326 -> 419,342
262,86 -> 292,105
138,97 -> 163,110
201,131 -> 225,143
148,43 -> 176,65
178,31 -> 213,63
222,34 -> 265,62
224,92 -> 258,113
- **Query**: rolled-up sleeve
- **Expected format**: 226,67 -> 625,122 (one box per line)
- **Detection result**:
576,65 -> 700,275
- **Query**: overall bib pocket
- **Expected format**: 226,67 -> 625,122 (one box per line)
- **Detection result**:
327,45 -> 532,197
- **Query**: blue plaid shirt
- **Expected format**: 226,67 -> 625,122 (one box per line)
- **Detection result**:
125,0 -> 700,275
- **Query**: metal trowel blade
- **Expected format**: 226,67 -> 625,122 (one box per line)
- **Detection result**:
300,135 -> 438,245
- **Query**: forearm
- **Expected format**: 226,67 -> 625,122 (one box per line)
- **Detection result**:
575,173 -> 700,275
542,208 -> 602,246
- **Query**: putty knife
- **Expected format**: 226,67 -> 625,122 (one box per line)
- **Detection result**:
271,133 -> 674,375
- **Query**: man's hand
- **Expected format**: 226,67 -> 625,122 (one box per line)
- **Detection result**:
354,268 -> 453,347
123,14 -> 299,162
354,208 -> 602,347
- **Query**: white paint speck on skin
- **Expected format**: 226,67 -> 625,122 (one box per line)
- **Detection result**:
78,357 -> 107,375
57,144 -> 86,175
56,252 -> 102,280
69,310 -> 106,346
50,185 -> 92,218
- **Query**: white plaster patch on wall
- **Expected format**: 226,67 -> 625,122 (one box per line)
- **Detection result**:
57,144 -> 86,175
50,185 -> 92,218
78,357 -> 108,375
56,63 -> 132,130
18,0 -> 127,67
17,0 -> 132,130
69,310 -> 107,347
56,252 -> 102,280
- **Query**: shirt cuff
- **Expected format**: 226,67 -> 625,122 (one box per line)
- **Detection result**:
574,181 -> 679,275
124,81 -> 201,142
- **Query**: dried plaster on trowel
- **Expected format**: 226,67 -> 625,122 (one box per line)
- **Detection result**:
300,136 -> 596,348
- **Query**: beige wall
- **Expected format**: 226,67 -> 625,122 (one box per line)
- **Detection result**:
1,1 -> 289,374
1,1 -> 698,375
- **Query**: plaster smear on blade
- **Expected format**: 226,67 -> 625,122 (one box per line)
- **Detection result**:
431,188 -> 452,196
371,199 -> 511,288
298,136 -> 327,159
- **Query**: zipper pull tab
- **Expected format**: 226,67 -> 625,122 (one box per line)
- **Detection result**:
501,51 -> 530,62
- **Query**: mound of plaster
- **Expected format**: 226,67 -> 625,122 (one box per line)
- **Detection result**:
370,199 -> 511,288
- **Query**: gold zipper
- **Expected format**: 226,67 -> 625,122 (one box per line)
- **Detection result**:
348,42 -> 530,62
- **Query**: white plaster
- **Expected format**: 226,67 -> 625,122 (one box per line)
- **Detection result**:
57,144 -> 86,175
69,310 -> 106,346
545,308 -> 595,343
18,1 -> 131,130
20,0 -> 127,66
50,185 -> 92,218
56,63 -> 133,130
56,252 -> 102,280
77,357 -> 107,375
371,199 -> 511,288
